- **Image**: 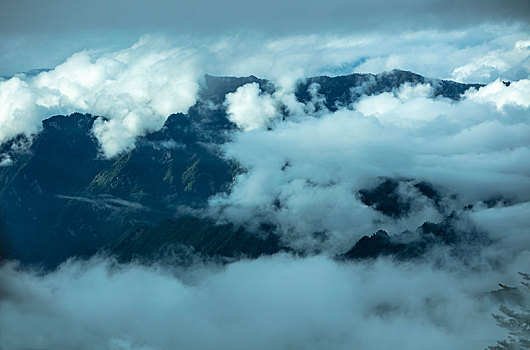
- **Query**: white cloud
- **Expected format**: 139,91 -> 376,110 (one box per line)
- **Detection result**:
1,26 -> 528,157
202,26 -> 529,84
0,153 -> 13,167
0,22 -> 529,350
465,79 -> 530,110
209,78 -> 530,252
354,83 -> 440,128
1,253 -> 521,350
451,39 -> 530,83
224,83 -> 280,131
0,36 -> 201,158
0,76 -> 42,141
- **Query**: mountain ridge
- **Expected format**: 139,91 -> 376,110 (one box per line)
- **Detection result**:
0,70 -> 485,268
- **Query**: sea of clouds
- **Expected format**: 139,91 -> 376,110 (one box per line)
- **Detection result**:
0,25 -> 529,349
2,253 -> 529,350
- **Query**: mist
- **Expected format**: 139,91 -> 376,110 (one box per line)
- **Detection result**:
2,252 -> 526,350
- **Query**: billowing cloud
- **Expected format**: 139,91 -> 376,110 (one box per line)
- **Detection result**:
208,79 -> 530,252
224,83 -> 280,131
0,26 -> 528,159
466,78 -> 530,109
0,36 -> 201,157
2,253 -> 524,350
452,39 -> 530,83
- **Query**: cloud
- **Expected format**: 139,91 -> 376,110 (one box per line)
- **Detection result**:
224,83 -> 280,131
2,24 -> 528,84
0,27 -> 528,158
208,78 -> 530,253
0,153 -> 13,167
466,78 -> 530,109
0,11 -> 528,349
451,39 -> 530,83
2,253 -> 524,350
55,195 -> 150,212
469,202 -> 530,254
0,36 -> 201,158
0,76 -> 43,142
0,4 -> 527,348
196,27 -> 529,90
1,31 -> 527,251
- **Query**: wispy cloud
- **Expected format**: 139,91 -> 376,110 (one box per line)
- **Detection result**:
55,194 -> 150,212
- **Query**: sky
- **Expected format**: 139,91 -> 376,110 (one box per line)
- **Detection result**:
0,0 -> 529,76
0,1 -> 530,349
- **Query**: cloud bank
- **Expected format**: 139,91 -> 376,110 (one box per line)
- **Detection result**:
0,36 -> 200,157
212,78 -> 530,252
2,252 -> 525,350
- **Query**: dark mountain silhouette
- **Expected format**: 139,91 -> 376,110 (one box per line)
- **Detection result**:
0,70 -> 484,267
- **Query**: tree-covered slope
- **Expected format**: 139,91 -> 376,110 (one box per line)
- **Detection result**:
0,70 -> 483,267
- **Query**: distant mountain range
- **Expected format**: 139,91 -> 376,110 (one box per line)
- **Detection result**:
0,70 -> 484,268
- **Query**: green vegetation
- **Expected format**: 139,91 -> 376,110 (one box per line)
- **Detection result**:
105,216 -> 281,262
182,159 -> 200,192
489,273 -> 530,350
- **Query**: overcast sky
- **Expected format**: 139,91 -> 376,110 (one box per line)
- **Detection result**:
0,0 -> 528,75
1,0 -> 529,34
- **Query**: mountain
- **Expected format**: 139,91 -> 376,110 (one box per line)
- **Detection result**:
0,70 -> 483,268
339,212 -> 486,262
104,216 -> 283,264
295,69 -> 483,110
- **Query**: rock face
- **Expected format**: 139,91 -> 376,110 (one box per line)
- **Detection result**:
0,70 -> 482,267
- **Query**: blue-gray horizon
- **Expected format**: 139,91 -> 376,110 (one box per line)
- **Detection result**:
0,0 -> 529,76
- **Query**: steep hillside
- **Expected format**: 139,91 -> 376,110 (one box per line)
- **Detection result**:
0,70 -> 482,267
